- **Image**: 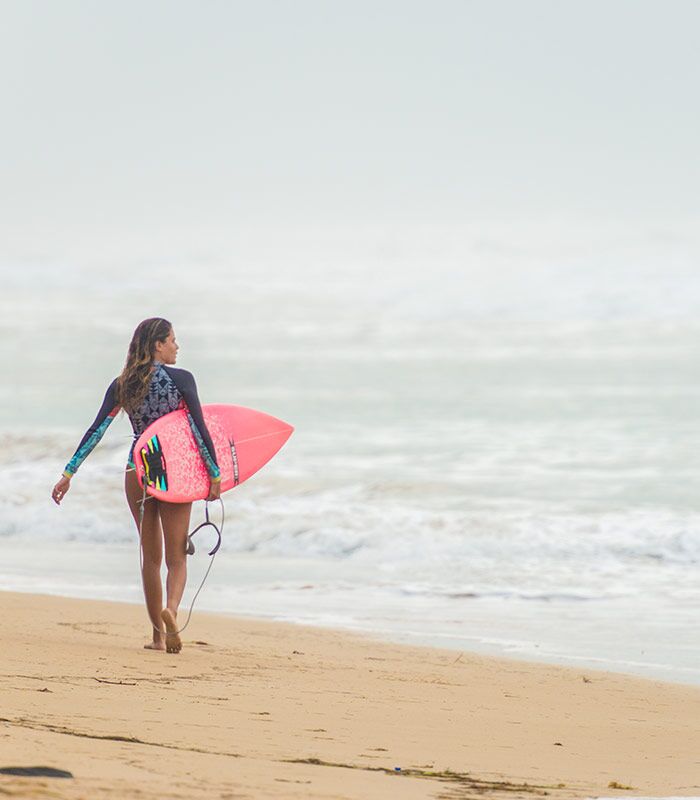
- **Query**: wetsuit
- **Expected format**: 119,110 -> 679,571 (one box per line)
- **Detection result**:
63,361 -> 221,483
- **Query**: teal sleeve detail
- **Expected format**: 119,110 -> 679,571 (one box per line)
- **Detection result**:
63,379 -> 120,477
186,412 -> 221,480
64,407 -> 119,476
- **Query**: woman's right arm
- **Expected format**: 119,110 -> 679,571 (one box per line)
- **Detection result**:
52,379 -> 120,504
162,367 -> 221,500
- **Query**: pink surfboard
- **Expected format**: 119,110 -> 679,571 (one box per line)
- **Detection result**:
133,404 -> 294,503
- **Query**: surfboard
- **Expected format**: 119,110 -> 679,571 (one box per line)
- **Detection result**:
132,404 -> 294,503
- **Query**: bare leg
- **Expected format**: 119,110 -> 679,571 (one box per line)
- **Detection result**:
159,499 -> 192,654
124,469 -> 165,650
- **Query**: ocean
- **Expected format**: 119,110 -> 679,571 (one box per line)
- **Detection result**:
2,221 -> 699,686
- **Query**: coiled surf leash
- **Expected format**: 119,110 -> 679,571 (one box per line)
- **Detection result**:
136,480 -> 224,637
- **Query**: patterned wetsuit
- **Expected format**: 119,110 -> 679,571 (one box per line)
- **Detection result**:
63,361 -> 220,482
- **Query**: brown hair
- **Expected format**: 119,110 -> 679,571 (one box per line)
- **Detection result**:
116,317 -> 172,414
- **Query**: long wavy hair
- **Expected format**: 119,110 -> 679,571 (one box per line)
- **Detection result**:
116,317 -> 172,414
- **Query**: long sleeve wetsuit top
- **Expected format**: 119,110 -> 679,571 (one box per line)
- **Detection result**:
63,361 -> 220,481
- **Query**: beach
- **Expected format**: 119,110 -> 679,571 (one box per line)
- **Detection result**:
5,232 -> 700,688
2,591 -> 698,800
5,1 -> 700,796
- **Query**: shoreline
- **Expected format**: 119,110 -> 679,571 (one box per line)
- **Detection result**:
1,539 -> 697,689
2,590 -> 699,799
8,582 -> 700,690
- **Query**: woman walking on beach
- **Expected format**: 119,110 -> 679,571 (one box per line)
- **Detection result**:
51,317 -> 221,654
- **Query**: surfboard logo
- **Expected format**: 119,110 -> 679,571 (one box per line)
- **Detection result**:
228,438 -> 239,486
141,435 -> 168,492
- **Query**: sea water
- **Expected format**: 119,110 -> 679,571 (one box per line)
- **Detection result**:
2,222 -> 699,686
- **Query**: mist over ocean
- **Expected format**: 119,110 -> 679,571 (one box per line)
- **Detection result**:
2,221 -> 699,685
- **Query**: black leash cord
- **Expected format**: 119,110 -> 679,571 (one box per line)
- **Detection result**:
137,483 -> 223,637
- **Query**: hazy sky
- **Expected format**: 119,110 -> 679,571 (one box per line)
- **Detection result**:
2,0 -> 699,236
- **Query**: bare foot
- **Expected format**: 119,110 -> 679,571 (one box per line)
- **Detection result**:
144,641 -> 166,651
161,608 -> 182,654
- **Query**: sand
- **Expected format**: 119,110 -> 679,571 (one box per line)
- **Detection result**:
1,590 -> 698,799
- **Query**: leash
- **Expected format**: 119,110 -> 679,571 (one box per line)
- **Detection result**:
136,479 -> 223,637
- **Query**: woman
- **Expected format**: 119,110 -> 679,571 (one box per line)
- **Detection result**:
51,317 -> 221,654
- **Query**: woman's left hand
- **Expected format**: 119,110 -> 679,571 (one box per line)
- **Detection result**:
52,475 -> 71,505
